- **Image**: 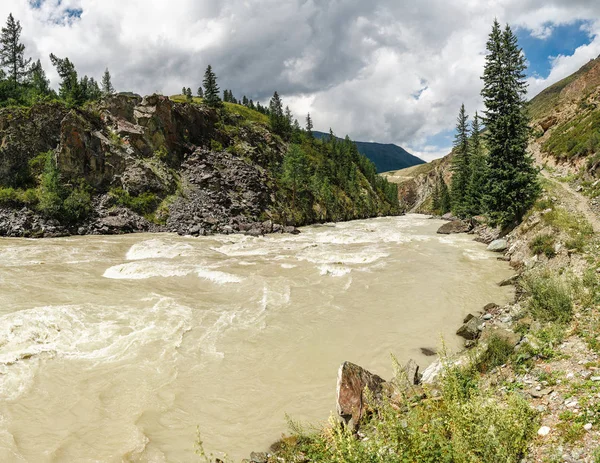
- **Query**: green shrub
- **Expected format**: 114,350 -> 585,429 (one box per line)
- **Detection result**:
109,188 -> 160,216
0,187 -> 18,206
524,271 -> 573,323
530,234 -> 556,258
273,364 -> 536,463
210,140 -> 223,152
476,334 -> 515,373
62,185 -> 92,223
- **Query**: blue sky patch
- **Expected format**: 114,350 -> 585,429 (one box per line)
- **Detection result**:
518,20 -> 593,79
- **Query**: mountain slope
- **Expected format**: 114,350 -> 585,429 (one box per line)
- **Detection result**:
313,131 -> 425,173
0,96 -> 399,237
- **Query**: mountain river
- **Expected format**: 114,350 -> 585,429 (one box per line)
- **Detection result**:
0,214 -> 514,461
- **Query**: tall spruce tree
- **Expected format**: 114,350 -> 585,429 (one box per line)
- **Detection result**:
202,65 -> 221,107
439,172 -> 451,214
306,112 -> 313,138
466,112 -> 487,216
481,20 -> 539,225
0,14 -> 31,87
197,86 -> 203,98
29,59 -> 51,97
450,104 -> 470,217
101,68 -> 114,96
269,91 -> 288,136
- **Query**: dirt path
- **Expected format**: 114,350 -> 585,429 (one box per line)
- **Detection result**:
531,142 -> 600,234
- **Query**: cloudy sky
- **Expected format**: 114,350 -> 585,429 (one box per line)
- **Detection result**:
3,0 -> 600,161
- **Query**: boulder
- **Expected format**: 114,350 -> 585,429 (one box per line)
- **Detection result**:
336,362 -> 386,429
421,359 -> 443,385
420,347 -> 437,357
487,239 -> 508,252
441,212 -> 457,221
481,327 -> 521,348
437,220 -> 472,234
456,316 -> 482,340
540,116 -> 557,132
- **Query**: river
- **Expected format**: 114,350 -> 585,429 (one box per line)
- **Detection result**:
0,215 -> 514,462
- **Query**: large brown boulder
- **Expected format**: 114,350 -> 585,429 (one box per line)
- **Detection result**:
456,316 -> 482,340
336,362 -> 386,429
437,219 -> 473,234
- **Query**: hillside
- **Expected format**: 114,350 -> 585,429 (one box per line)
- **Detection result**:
313,130 -> 425,173
0,95 -> 399,238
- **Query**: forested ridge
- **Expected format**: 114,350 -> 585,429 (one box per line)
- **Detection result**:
0,13 -> 399,236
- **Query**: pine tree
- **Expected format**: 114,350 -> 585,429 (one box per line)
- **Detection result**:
186,87 -> 192,101
50,53 -> 82,106
481,20 -> 539,225
197,86 -> 203,98
439,172 -> 451,214
249,99 -> 255,110
182,86 -> 186,96
29,59 -> 50,97
306,113 -> 313,137
269,91 -> 287,136
0,14 -> 31,87
466,112 -> 487,216
242,95 -> 248,106
450,104 -> 470,217
202,65 -> 221,108
101,68 -> 115,97
285,106 -> 293,126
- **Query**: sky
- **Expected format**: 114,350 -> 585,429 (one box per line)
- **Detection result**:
2,0 -> 600,161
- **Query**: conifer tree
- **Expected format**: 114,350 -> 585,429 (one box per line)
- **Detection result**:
306,113 -> 313,138
466,112 -> 487,216
269,91 -> 287,136
450,104 -> 470,217
50,54 -> 82,106
197,86 -> 203,98
249,99 -> 255,110
29,59 -> 50,97
185,87 -> 192,101
202,65 -> 222,107
182,86 -> 186,96
101,68 -> 114,96
242,95 -> 248,106
481,20 -> 539,225
0,14 -> 31,87
439,172 -> 451,214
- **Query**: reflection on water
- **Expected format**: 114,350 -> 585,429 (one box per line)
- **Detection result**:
0,215 -> 514,462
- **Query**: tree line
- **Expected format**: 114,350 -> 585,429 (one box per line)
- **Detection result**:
433,19 -> 539,226
0,13 -> 115,107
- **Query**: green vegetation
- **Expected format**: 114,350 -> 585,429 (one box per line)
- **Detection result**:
523,270 -> 573,323
447,21 -> 539,225
202,65 -> 222,108
432,171 -> 451,215
542,109 -> 600,160
108,188 -> 160,216
275,131 -> 399,225
530,233 -> 556,258
450,104 -> 471,217
476,334 -> 515,373
270,363 -> 536,463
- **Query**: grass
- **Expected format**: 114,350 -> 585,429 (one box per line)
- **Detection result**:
108,188 -> 161,216
541,206 -> 594,252
530,234 -> 556,258
269,362 -> 537,463
476,334 -> 516,373
523,270 -> 573,324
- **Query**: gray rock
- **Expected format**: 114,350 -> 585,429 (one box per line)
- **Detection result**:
250,452 -> 268,463
437,220 -> 473,234
487,239 -> 508,252
456,317 -> 482,340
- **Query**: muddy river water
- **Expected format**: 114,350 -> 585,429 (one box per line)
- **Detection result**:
0,215 -> 514,461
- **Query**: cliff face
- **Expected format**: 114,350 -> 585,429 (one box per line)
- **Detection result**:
0,95 -> 397,237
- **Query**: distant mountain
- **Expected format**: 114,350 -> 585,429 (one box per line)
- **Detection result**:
313,131 -> 425,173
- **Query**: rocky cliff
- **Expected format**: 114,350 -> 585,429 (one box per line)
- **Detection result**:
0,95 -> 398,237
